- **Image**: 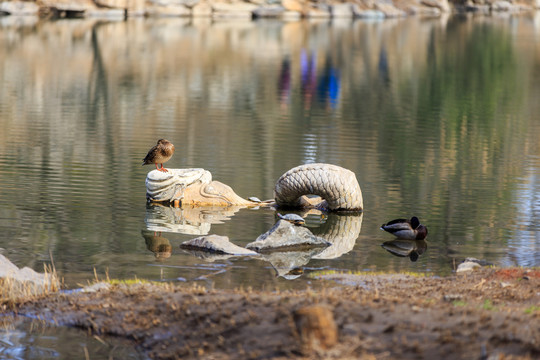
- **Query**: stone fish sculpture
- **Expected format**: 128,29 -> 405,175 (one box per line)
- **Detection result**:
145,163 -> 364,212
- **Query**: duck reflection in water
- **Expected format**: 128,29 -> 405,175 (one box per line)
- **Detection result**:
142,230 -> 172,260
381,239 -> 428,262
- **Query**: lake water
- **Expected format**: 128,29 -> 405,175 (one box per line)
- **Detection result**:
1,14 -> 540,297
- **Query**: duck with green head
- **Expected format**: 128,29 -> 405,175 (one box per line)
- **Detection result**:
380,216 -> 428,240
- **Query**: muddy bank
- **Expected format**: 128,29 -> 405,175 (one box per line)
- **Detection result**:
4,267 -> 538,359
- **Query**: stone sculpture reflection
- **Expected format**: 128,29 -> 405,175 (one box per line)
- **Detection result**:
161,212 -> 363,279
144,203 -> 244,235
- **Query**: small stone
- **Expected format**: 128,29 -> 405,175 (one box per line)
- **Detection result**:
81,282 -> 112,293
457,260 -> 481,273
293,305 -> 338,353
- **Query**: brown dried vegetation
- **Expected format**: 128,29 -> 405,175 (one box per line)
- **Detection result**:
4,268 -> 540,359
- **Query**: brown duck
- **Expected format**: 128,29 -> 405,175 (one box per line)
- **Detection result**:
142,139 -> 175,172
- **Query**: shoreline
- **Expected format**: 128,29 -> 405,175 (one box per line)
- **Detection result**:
3,267 -> 539,359
1,0 -> 539,21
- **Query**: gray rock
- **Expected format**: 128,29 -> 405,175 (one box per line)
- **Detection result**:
181,235 -> 258,256
212,2 -> 257,19
192,1 -> 212,16
305,8 -> 331,18
85,8 -> 126,18
353,9 -> 385,19
375,3 -> 406,17
456,258 -> 492,273
331,4 -> 353,17
0,1 -> 39,15
146,4 -> 191,17
491,0 -> 512,11
282,10 -> 301,20
247,220 -> 331,252
456,261 -> 481,273
421,0 -> 450,12
0,254 -> 59,299
94,0 -> 145,10
252,5 -> 285,18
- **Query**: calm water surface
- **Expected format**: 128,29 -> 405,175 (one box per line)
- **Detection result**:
1,15 -> 539,294
2,13 -> 540,359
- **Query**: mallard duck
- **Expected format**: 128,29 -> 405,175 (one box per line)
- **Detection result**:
380,216 -> 428,240
142,139 -> 175,172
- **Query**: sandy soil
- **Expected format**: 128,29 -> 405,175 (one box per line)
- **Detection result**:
7,267 -> 540,359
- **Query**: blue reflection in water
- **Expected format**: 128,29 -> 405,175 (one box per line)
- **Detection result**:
299,50 -> 342,110
317,59 -> 341,110
507,158 -> 540,266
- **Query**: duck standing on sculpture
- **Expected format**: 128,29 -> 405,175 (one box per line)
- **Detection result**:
142,139 -> 175,172
380,216 -> 428,240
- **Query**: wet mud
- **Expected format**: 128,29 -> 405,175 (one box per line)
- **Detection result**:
6,268 -> 540,359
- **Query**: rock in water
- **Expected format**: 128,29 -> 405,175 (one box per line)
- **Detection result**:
0,254 -> 59,300
181,235 -> 258,256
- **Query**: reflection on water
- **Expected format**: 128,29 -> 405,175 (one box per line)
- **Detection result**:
147,210 -> 362,280
0,316 -> 142,359
1,15 -> 540,293
144,204 -> 243,235
381,239 -> 428,262
142,230 -> 173,259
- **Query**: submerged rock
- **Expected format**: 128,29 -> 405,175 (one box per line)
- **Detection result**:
181,235 -> 258,256
247,220 -> 331,252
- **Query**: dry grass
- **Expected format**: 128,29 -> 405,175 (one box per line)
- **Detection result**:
0,263 -> 60,308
